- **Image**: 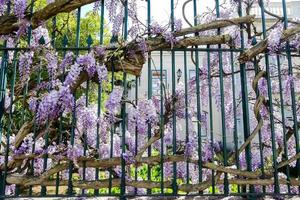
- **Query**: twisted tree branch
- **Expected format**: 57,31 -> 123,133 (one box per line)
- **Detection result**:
239,24 -> 300,63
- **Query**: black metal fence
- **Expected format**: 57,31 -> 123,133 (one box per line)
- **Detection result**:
0,0 -> 300,199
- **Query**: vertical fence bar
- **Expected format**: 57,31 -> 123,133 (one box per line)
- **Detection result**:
41,14 -> 57,197
15,6 -> 34,194
0,44 -> 9,199
0,1 -> 12,198
109,55 -> 115,195
170,0 -> 178,194
134,74 -> 138,195
237,0 -> 254,196
29,39 -> 45,195
183,50 -> 189,187
55,35 -> 69,196
207,46 -> 215,194
281,0 -> 300,189
253,56 -> 266,194
120,0 -> 128,198
230,50 -> 240,193
276,55 -> 291,193
21,0 -> 34,126
67,7 -> 81,196
95,0 -> 105,196
81,35 -> 93,196
0,48 -> 8,199
215,0 -> 229,194
51,13 -> 59,196
120,74 -> 127,199
159,50 -> 165,194
147,0 -> 152,195
259,0 -> 279,193
192,0 -> 203,192
5,47 -> 19,197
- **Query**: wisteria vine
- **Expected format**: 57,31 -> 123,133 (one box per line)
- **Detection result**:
0,0 -> 300,197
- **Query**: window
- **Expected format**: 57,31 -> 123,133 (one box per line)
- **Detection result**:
151,69 -> 167,95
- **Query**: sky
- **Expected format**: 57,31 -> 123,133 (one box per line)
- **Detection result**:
81,0 -> 215,27
80,0 -> 292,34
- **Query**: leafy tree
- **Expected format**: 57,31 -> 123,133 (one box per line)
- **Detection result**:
48,11 -> 110,48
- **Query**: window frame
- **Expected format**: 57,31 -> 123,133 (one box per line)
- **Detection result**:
151,69 -> 167,96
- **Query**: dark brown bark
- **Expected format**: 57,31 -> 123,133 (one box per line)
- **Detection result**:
0,0 -> 98,35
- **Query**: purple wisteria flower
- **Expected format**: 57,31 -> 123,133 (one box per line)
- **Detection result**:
267,23 -> 283,53
32,26 -> 51,47
105,87 -> 123,112
79,168 -> 96,181
67,142 -> 84,160
128,99 -> 157,135
34,86 -> 74,124
184,141 -> 193,158
0,0 -> 7,16
77,105 -> 97,131
150,22 -> 164,35
5,90 -> 14,113
59,86 -> 74,112
15,19 -> 30,38
112,11 -> 124,36
201,141 -> 217,163
174,82 -> 185,118
60,52 -> 74,71
18,51 -> 34,82
14,136 -> 33,155
93,1 -> 102,12
64,63 -> 82,87
283,74 -> 294,104
14,0 -> 26,19
163,31 -> 177,49
14,133 -> 45,156
5,184 -> 15,195
96,64 -> 108,83
125,131 -> 135,152
174,18 -> 183,32
98,143 -> 110,159
97,115 -> 110,142
258,78 -> 268,96
128,24 -> 139,38
137,38 -> 148,54
212,141 -> 221,153
122,152 -> 135,164
33,158 -> 46,175
77,53 -> 96,77
7,37 -> 14,63
105,0 -> 118,30
36,90 -> 60,123
285,75 -> 294,95
45,51 -> 58,80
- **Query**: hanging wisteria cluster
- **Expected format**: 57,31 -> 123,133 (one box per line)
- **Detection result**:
0,0 -> 300,197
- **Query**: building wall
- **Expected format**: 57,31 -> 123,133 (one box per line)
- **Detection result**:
128,51 -> 244,148
127,0 -> 300,147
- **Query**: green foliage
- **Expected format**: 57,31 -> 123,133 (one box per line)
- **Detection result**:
48,11 -> 110,48
230,184 -> 239,193
208,186 -> 219,194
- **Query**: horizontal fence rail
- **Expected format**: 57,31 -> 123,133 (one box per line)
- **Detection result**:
0,0 -> 300,199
